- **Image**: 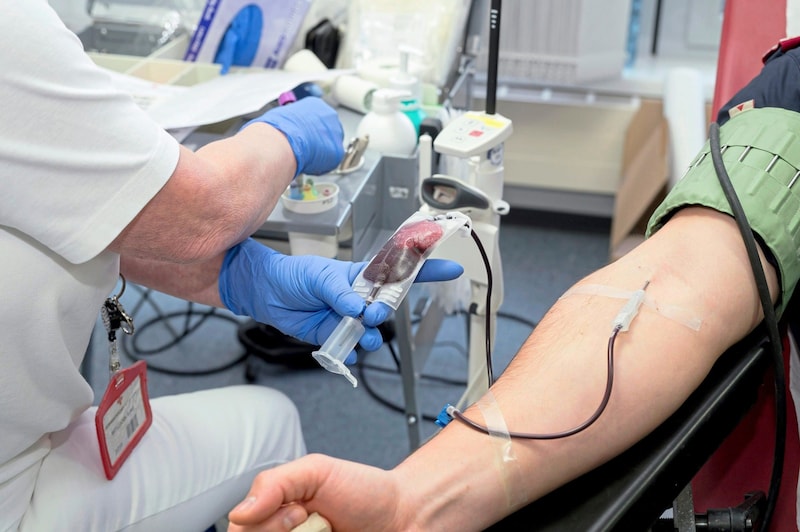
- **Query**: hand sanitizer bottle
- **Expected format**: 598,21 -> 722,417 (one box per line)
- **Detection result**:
356,88 -> 418,157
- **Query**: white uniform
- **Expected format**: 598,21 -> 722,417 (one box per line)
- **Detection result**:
0,3 -> 305,530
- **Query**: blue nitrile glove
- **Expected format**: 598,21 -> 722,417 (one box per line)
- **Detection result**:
241,97 -> 345,176
214,5 -> 263,74
219,238 -> 464,356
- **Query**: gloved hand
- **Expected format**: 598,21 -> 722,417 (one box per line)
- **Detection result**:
241,97 -> 344,176
219,238 -> 464,352
214,5 -> 262,74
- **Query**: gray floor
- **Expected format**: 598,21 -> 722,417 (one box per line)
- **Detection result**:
85,209 -> 611,471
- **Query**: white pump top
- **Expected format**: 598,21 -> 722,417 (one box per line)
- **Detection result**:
369,88 -> 410,113
389,46 -> 423,103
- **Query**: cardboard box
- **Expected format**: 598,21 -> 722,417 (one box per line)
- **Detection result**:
473,94 -> 641,200
609,99 -> 670,261
609,99 -> 715,261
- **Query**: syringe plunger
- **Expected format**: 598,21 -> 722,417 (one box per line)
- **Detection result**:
311,316 -> 364,387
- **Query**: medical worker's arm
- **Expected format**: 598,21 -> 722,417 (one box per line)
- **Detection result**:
111,95 -> 466,348
227,207 -> 780,532
110,97 -> 343,269
121,241 -> 463,350
111,96 -> 342,306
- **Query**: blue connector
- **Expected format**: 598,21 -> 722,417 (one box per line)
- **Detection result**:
435,404 -> 455,428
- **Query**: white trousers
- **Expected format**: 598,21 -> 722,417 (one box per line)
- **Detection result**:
791,336 -> 800,531
17,385 -> 305,532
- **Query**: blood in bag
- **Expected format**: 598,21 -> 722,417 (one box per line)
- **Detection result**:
362,220 -> 444,285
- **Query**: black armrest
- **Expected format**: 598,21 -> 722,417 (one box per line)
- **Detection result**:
485,328 -> 772,532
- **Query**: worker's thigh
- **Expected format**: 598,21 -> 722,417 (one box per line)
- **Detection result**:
20,385 -> 305,532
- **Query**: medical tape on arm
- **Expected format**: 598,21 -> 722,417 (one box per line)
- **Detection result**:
475,391 -> 526,510
559,284 -> 702,331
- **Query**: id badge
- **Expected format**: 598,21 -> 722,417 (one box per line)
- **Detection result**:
95,360 -> 153,480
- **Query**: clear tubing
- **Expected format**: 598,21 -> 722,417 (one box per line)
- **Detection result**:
311,316 -> 364,387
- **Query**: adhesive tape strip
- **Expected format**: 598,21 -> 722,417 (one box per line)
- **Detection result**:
476,391 -> 526,510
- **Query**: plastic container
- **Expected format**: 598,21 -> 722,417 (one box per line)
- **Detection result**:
355,89 -> 417,157
281,181 -> 339,258
331,75 -> 378,114
280,181 -> 339,214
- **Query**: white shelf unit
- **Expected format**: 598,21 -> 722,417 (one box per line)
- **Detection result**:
476,0 -> 633,85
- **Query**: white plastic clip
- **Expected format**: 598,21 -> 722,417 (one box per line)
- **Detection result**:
612,280 -> 649,331
443,211 -> 473,235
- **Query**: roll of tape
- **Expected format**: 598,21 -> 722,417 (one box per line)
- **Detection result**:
283,49 -> 329,73
332,75 -> 378,114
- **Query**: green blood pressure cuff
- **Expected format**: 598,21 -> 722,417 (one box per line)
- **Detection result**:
646,107 -> 800,319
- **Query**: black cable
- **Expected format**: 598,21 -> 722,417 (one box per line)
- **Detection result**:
363,292 -> 612,438
470,228 -> 495,386
354,219 -> 546,427
448,219 -> 622,440
123,310 -> 246,375
498,310 -> 538,331
121,285 -> 247,375
381,339 -> 467,385
126,306 -> 218,355
425,308 -> 538,334
409,307 -> 537,352
451,325 -> 620,439
357,309 -> 539,422
357,345 -> 463,422
360,274 -> 615,437
360,360 -> 468,387
708,122 -> 786,531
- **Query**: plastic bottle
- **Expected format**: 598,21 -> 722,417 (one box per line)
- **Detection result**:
390,47 -> 426,134
355,89 -> 418,157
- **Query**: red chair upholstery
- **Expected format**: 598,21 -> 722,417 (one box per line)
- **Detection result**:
711,0 -> 787,113
694,3 -> 800,529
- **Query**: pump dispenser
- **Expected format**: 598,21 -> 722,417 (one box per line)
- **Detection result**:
390,47 -> 426,134
355,88 -> 418,157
